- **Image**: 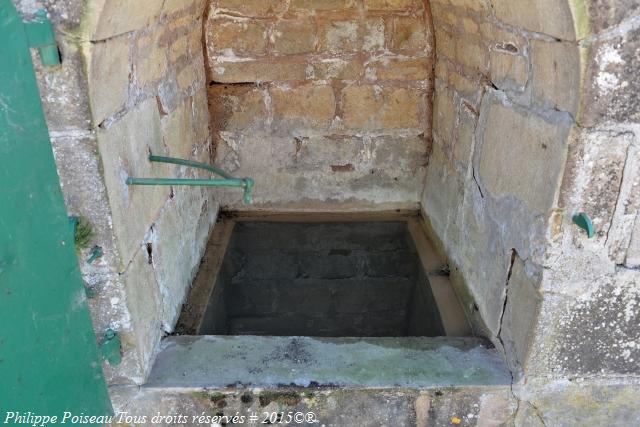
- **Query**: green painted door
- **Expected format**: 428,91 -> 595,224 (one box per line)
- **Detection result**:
0,0 -> 112,418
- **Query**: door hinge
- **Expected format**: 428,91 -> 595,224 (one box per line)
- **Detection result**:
23,9 -> 60,67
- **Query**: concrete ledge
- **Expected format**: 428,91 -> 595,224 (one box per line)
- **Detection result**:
146,336 -> 510,388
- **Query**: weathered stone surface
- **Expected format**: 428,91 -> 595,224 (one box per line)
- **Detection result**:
113,247 -> 163,385
391,16 -> 428,51
148,336 -> 509,387
208,84 -> 266,131
587,0 -> 640,32
110,386 -> 515,426
208,59 -> 308,83
32,41 -> 92,131
87,0 -> 163,40
216,0 -> 285,17
490,50 -> 527,92
88,34 -> 131,124
531,40 -> 580,114
582,28 -> 640,126
478,96 -> 570,214
542,274 -> 640,377
134,31 -> 168,87
368,57 -> 431,81
208,19 -> 267,55
97,98 -> 170,268
499,256 -> 542,376
271,85 -> 336,131
320,20 -> 360,53
214,135 -> 428,207
290,0 -> 356,11
364,0 -> 414,11
273,19 -> 317,55
517,381 -> 640,427
148,187 -> 216,331
490,0 -> 576,40
342,85 -> 424,130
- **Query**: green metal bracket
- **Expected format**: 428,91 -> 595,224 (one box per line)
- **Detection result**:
572,212 -> 595,238
127,155 -> 255,204
87,245 -> 104,264
101,329 -> 122,366
23,9 -> 60,67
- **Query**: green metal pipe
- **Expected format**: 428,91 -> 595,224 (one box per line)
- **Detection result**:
127,177 -> 255,204
148,155 -> 235,179
126,177 -> 246,187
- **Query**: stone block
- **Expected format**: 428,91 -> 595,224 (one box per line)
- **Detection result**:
149,186 -> 215,331
364,0 -> 414,10
453,103 -> 476,166
462,17 -> 479,34
208,84 -> 266,131
208,19 -> 267,55
290,0 -> 356,11
88,0 -> 163,40
626,217 -> 640,268
499,256 -> 542,375
531,40 -> 580,114
320,20 -> 360,53
363,18 -> 386,51
134,33 -> 168,87
369,57 -> 431,81
434,27 -> 455,59
208,59 -> 308,83
271,85 -> 336,131
192,88 -> 211,144
295,136 -> 365,170
433,87 -> 456,141
97,98 -> 169,267
491,0 -> 576,41
311,57 -> 363,80
177,57 -> 205,91
217,0 -> 285,17
119,247 -> 163,383
490,51 -> 527,92
273,19 -> 317,55
162,0 -> 199,17
391,17 -> 427,51
478,96 -> 570,214
168,35 -> 189,63
342,85 -> 424,130
160,98 -> 194,160
450,0 -> 488,13
89,34 -> 130,124
456,39 -> 488,72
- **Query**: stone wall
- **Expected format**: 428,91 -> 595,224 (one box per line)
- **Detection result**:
203,0 -> 434,209
423,0 -> 640,423
15,0 -> 218,385
86,0 -> 218,385
424,0 -> 580,373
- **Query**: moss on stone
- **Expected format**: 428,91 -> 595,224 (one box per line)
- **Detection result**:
258,391 -> 302,407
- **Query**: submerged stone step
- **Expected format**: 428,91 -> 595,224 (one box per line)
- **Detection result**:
146,336 -> 510,389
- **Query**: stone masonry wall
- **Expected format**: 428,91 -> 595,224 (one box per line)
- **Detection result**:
15,0 -> 218,385
424,0 -> 580,373
86,0 -> 218,385
423,0 -> 640,424
204,0 -> 434,209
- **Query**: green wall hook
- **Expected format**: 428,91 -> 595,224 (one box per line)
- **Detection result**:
87,246 -> 104,264
101,329 -> 122,366
572,212 -> 595,238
